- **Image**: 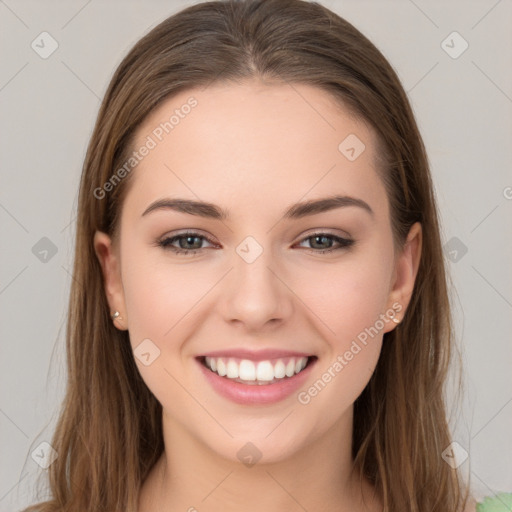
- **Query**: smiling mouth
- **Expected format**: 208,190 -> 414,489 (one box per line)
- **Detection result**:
198,355 -> 317,385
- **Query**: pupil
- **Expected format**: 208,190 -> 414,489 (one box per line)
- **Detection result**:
181,236 -> 200,249
313,235 -> 331,249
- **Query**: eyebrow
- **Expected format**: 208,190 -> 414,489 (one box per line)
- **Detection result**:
141,195 -> 374,220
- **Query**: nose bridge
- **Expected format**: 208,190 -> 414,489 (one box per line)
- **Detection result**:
222,236 -> 292,328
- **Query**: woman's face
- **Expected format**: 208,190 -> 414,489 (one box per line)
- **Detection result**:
95,80 -> 420,464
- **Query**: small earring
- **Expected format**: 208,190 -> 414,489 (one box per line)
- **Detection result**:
111,311 -> 122,321
391,316 -> 401,324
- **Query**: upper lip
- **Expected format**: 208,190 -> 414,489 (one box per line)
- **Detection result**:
198,349 -> 314,361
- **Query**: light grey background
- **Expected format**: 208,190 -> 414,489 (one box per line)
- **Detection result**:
1,0 -> 511,510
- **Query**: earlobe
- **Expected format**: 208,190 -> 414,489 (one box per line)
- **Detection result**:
93,231 -> 128,330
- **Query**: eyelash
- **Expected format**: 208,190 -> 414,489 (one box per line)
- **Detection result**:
156,230 -> 354,256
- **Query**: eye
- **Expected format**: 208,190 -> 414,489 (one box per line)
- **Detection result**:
296,232 -> 354,253
156,230 -> 354,256
157,231 -> 217,255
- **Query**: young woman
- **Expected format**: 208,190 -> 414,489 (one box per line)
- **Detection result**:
22,0 -> 507,510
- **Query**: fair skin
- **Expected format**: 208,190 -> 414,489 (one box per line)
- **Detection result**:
94,80 -> 423,512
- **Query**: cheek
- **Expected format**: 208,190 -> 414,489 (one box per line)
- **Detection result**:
120,239 -> 211,340
293,258 -> 390,420
290,249 -> 394,347
118,245 -> 210,409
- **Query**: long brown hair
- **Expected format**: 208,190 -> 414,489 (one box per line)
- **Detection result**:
22,1 -> 470,510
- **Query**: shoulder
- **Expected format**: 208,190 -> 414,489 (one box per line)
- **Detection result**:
463,497 -> 477,512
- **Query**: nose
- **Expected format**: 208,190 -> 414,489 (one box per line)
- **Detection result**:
219,245 -> 294,332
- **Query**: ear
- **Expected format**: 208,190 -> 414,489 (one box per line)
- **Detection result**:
93,231 -> 128,331
382,222 -> 422,333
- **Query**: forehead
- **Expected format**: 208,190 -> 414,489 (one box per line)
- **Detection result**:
125,80 -> 387,220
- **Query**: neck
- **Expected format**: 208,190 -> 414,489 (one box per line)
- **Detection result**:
138,406 -> 382,512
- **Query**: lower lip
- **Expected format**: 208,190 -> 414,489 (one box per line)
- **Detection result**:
197,358 -> 316,405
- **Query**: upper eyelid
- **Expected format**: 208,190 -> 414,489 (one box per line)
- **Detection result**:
158,231 -> 218,250
159,230 -> 353,247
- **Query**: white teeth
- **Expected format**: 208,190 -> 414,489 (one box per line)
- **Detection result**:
239,360 -> 256,380
256,361 -> 274,381
226,359 -> 239,379
217,358 -> 227,377
274,360 -> 286,379
204,356 -> 310,382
